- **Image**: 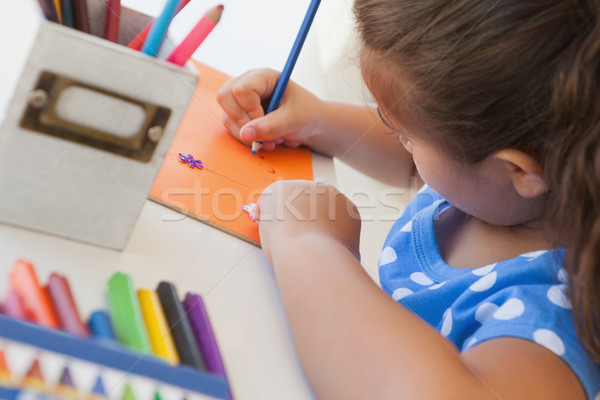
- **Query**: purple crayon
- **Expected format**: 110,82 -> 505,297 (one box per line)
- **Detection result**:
182,293 -> 226,376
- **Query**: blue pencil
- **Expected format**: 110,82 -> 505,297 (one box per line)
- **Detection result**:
142,0 -> 182,57
251,0 -> 321,154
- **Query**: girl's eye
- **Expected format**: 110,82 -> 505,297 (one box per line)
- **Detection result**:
399,135 -> 413,153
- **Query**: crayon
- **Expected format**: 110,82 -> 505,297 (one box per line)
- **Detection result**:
0,351 -> 10,385
137,289 -> 180,364
21,359 -> 45,392
127,0 -> 191,51
156,281 -> 205,369
91,375 -> 107,396
141,0 -> 182,56
88,310 -> 116,340
9,259 -> 60,329
251,0 -> 321,154
59,0 -> 74,27
104,0 -> 121,42
183,293 -> 226,376
107,273 -> 152,354
72,0 -> 90,33
2,288 -> 29,321
166,4 -> 224,66
123,382 -> 136,400
47,272 -> 90,337
37,0 -> 60,23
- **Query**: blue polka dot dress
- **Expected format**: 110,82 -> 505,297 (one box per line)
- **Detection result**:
379,186 -> 600,399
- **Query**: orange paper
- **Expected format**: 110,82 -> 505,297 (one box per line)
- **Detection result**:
150,62 -> 313,245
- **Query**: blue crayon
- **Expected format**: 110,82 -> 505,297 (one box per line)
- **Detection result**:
91,375 -> 107,396
142,0 -> 182,56
88,310 -> 116,340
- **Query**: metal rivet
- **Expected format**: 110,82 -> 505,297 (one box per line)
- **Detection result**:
147,126 -> 164,142
27,89 -> 49,108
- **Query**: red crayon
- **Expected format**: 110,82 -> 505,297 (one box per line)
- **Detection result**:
47,273 -> 90,337
9,259 -> 60,329
104,0 -> 121,42
127,0 -> 191,50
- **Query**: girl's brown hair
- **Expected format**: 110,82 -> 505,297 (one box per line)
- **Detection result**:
354,0 -> 600,360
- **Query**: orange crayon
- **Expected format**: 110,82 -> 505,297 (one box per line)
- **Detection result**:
0,350 -> 11,385
21,359 -> 45,392
10,259 -> 60,329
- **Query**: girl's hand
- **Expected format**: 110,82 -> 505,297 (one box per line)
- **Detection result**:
256,180 -> 362,263
216,69 -> 324,151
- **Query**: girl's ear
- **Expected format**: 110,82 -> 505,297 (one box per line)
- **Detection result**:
492,149 -> 548,198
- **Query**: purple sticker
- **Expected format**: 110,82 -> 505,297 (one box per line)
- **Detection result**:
179,153 -> 204,169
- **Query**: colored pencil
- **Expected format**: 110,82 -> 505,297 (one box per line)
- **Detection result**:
72,0 -> 90,33
21,359 -> 45,392
59,0 -> 75,27
107,273 -> 152,354
156,281 -> 205,369
251,0 -> 321,154
183,293 -> 226,376
37,0 -> 60,23
141,0 -> 182,56
47,272 -> 90,337
88,310 -> 116,340
127,0 -> 191,51
138,288 -> 180,364
9,259 -> 60,329
166,5 -> 223,66
104,0 -> 121,42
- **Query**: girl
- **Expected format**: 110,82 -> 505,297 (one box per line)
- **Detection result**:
217,0 -> 600,398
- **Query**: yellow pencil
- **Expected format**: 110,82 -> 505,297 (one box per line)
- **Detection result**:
137,289 -> 180,364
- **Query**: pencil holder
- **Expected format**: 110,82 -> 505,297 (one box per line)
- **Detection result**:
0,0 -> 198,250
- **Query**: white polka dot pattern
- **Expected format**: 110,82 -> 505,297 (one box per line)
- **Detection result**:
441,308 -> 453,337
547,285 -> 572,309
463,337 -> 478,351
400,220 -> 413,232
493,298 -> 525,320
533,329 -> 565,356
410,272 -> 433,286
472,264 -> 496,276
428,281 -> 446,290
392,288 -> 413,301
557,268 -> 568,284
379,247 -> 397,267
475,302 -> 499,324
469,272 -> 497,292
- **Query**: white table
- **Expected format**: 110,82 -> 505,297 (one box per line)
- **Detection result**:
0,0 -> 337,398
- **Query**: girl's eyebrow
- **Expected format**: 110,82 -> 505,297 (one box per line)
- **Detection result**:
376,107 -> 395,130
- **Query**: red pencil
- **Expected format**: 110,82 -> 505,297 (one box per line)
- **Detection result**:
127,0 -> 192,50
104,0 -> 121,42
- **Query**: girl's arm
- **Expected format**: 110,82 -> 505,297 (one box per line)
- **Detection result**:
258,181 -> 586,400
216,69 -> 414,187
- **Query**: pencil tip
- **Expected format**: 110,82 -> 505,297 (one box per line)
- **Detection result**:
251,150 -> 256,155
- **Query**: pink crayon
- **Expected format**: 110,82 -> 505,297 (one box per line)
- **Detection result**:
47,273 -> 90,337
166,4 -> 224,66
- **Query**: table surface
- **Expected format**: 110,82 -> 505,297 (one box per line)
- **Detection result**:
0,1 -> 336,399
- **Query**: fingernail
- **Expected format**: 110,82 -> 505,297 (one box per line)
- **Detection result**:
240,126 -> 256,141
